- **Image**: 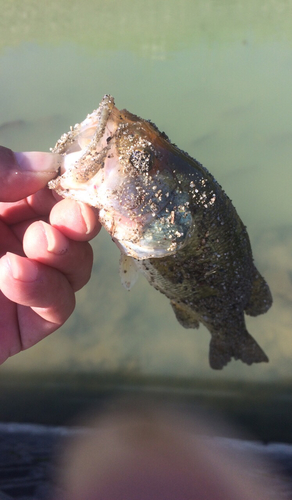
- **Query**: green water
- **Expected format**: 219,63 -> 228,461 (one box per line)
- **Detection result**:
1,0 -> 292,383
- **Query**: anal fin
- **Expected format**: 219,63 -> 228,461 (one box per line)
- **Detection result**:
245,270 -> 273,316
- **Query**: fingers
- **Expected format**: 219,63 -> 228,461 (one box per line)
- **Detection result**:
0,292 -> 22,362
0,292 -> 59,362
0,253 -> 77,361
0,146 -> 61,202
0,219 -> 23,258
0,146 -> 103,363
50,198 -> 101,241
0,202 -> 100,363
2,198 -> 100,291
0,253 -> 76,325
23,221 -> 94,291
0,188 -> 55,226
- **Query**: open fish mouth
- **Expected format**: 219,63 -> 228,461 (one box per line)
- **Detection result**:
50,95 -> 118,194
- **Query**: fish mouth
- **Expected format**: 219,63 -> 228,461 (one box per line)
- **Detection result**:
56,95 -> 115,156
58,95 -> 118,179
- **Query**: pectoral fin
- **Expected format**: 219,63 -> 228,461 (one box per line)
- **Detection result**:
119,253 -> 139,290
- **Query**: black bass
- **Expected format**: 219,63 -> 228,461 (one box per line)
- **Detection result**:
49,95 -> 272,369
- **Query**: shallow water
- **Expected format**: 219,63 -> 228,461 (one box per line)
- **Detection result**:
0,0 -> 292,383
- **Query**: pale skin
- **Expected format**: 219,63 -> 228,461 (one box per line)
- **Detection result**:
0,146 -> 101,364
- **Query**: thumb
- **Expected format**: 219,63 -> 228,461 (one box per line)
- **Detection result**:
0,146 -> 61,202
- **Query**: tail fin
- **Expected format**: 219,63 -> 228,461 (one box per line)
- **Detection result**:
209,330 -> 268,370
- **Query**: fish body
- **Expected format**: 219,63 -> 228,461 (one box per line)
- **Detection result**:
49,95 -> 272,369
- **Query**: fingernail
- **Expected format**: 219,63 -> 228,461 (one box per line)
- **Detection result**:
6,253 -> 38,282
77,202 -> 91,234
40,222 -> 68,255
14,151 -> 62,173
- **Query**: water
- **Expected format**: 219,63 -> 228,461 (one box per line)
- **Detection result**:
0,0 -> 292,383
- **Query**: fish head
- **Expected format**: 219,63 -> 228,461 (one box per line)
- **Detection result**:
49,95 -> 203,260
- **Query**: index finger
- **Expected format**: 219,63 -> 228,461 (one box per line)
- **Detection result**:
0,146 -> 61,202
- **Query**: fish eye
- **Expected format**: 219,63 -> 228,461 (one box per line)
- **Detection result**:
129,148 -> 154,174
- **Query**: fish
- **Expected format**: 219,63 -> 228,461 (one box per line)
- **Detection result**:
48,95 -> 273,370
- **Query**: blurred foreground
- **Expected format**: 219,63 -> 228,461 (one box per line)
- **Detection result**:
1,399 -> 292,500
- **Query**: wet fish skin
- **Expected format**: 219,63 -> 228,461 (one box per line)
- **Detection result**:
138,182 -> 272,369
49,95 -> 272,370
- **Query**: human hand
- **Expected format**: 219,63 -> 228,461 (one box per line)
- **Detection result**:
0,146 -> 101,364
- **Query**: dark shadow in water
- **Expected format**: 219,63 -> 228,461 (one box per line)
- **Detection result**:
1,373 -> 292,443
